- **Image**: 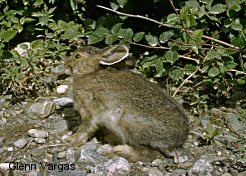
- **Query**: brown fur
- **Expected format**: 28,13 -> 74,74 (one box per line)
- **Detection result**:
64,45 -> 190,162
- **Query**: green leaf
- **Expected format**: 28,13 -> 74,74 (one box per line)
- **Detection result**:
231,19 -> 243,31
111,23 -> 123,34
87,35 -> 104,45
184,64 -> 197,75
208,67 -> 220,77
231,29 -> 246,48
237,78 -> 245,85
164,50 -> 179,64
167,13 -> 179,25
94,27 -> 109,37
83,18 -> 96,29
207,50 -> 220,60
133,32 -> 145,42
169,69 -> 184,81
225,60 -> 237,69
208,4 -> 226,14
159,31 -> 174,43
105,34 -> 118,45
1,29 -> 18,42
110,2 -> 119,10
32,40 -> 44,49
119,28 -> 133,42
145,34 -> 158,46
117,0 -> 128,8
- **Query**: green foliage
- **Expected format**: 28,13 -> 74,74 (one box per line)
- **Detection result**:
203,123 -> 220,144
0,0 -> 85,96
83,0 -> 246,109
0,0 -> 246,109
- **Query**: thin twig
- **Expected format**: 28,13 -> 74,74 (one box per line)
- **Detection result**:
172,68 -> 199,97
131,42 -> 170,50
228,69 -> 246,75
179,55 -> 200,63
96,5 -> 173,28
96,5 -> 241,51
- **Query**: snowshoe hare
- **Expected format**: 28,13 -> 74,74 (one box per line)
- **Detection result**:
64,45 -> 189,162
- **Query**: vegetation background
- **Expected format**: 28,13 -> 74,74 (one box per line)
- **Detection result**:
0,0 -> 246,114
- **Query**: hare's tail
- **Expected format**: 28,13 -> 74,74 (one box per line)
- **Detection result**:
108,144 -> 164,162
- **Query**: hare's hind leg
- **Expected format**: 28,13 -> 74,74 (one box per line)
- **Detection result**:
108,144 -> 164,162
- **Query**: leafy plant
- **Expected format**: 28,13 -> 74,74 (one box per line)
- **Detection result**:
203,123 -> 220,144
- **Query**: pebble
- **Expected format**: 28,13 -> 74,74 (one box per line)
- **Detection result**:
28,101 -> 55,118
95,157 -> 130,176
7,147 -> 14,152
28,129 -> 49,138
33,138 -> 47,144
56,85 -> 69,94
54,97 -> 73,107
14,138 -> 28,148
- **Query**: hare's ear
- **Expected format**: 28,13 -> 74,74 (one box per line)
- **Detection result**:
99,45 -> 129,65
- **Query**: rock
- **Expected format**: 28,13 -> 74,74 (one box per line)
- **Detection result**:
78,142 -> 106,164
56,85 -> 69,94
210,108 -> 223,116
172,169 -> 187,176
54,97 -> 73,107
14,138 -> 27,148
222,173 -> 232,176
48,169 -> 87,176
28,129 -> 49,138
142,167 -> 164,176
7,147 -> 14,152
174,155 -> 188,164
33,138 -> 47,144
95,157 -> 130,176
57,151 -> 67,159
53,119 -> 69,132
188,157 -> 213,176
28,101 -> 55,118
238,171 -> 246,176
30,147 -> 47,157
152,159 -> 163,167
224,113 -> 245,132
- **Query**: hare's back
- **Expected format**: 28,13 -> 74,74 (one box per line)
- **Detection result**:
76,69 -> 187,120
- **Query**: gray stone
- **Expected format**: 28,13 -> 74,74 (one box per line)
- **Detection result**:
224,113 -> 245,132
53,119 -> 69,132
57,151 -> 67,159
28,129 -> 49,138
7,147 -> 14,152
188,157 -> 213,176
56,85 -> 69,94
54,97 -> 73,107
174,155 -> 188,163
142,167 -> 164,176
238,171 -> 246,176
78,142 -> 106,164
30,147 -> 47,157
95,157 -> 130,176
28,101 -> 55,118
14,138 -> 27,148
152,159 -> 163,167
33,138 -> 47,144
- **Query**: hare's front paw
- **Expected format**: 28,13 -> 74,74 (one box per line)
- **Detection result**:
64,132 -> 88,148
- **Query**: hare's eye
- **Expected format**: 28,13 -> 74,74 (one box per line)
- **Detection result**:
75,53 -> 81,59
